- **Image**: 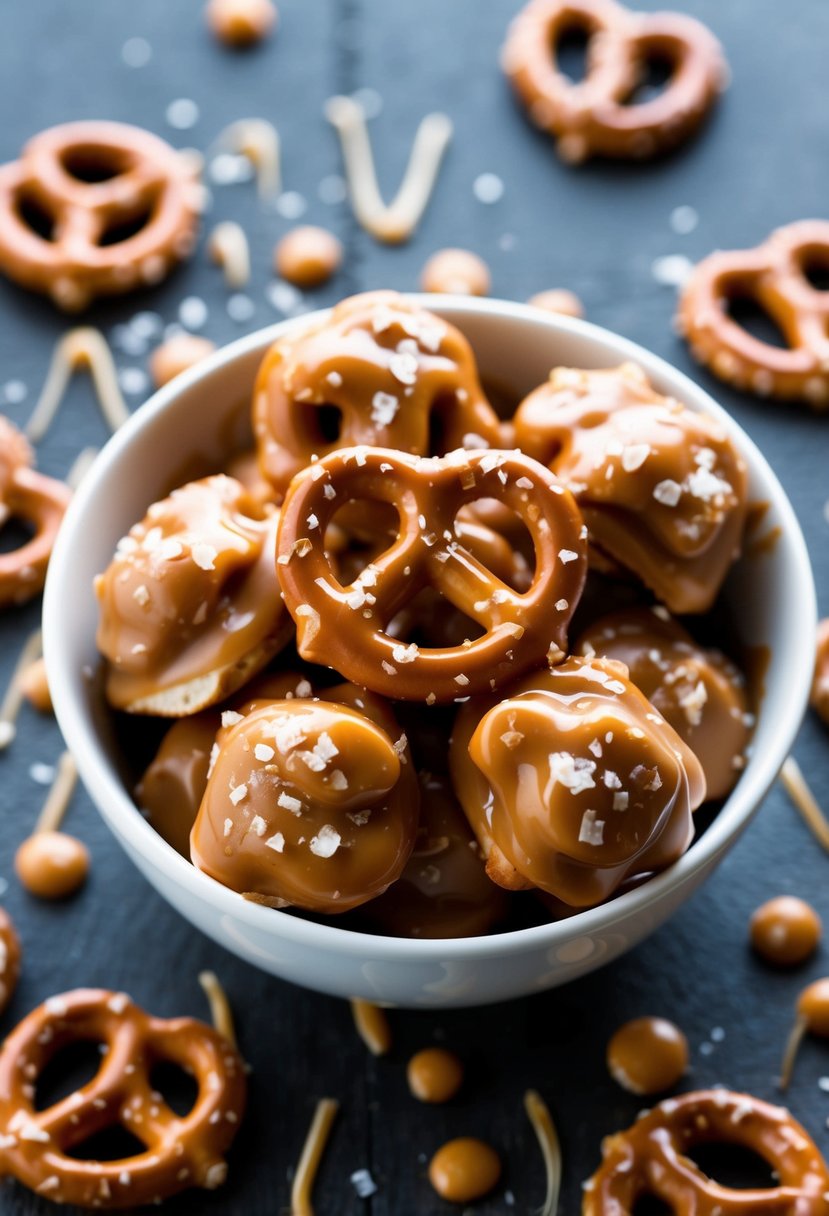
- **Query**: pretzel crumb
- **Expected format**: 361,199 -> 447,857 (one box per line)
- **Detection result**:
26,329 -> 130,443
780,756 -> 829,853
208,221 -> 251,288
524,1089 -> 562,1216
350,998 -> 391,1056
291,1097 -> 339,1216
0,629 -> 43,749
198,971 -> 238,1050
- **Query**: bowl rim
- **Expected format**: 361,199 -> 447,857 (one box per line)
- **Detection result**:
44,295 -> 817,964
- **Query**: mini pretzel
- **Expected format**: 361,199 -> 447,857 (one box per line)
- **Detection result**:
0,416 -> 70,608
678,220 -> 829,408
276,446 -> 587,702
0,908 -> 20,1015
0,988 -> 246,1209
502,0 -> 726,164
583,1089 -> 829,1215
0,121 -> 200,311
253,291 -> 503,496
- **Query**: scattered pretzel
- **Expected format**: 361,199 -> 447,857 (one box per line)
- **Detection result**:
350,1000 -> 391,1057
0,987 -> 246,1208
15,749 -> 89,900
198,970 -> 238,1050
325,95 -> 452,243
277,446 -> 587,701
211,118 -> 281,199
0,629 -> 42,749
525,1090 -> 562,1216
0,121 -> 201,311
780,978 -> 829,1090
780,755 -> 829,854
207,220 -> 251,288
0,416 -> 70,608
502,0 -> 726,164
679,220 -> 829,407
291,1097 -> 339,1216
0,908 -> 21,1015
26,328 -> 129,442
582,1089 -> 829,1215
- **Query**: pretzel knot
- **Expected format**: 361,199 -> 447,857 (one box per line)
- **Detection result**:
0,416 -> 70,608
678,220 -> 829,409
502,0 -> 726,164
0,121 -> 201,311
276,446 -> 588,702
0,988 -> 246,1209
583,1089 -> 829,1216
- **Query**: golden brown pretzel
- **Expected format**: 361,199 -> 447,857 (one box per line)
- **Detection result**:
0,988 -> 246,1209
582,1089 -> 829,1215
0,121 -> 200,311
0,908 -> 20,1015
678,220 -> 829,408
502,0 -> 726,164
0,416 -> 70,608
252,291 -> 503,496
276,446 -> 588,702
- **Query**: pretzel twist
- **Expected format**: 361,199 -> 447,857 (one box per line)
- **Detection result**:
276,446 -> 587,702
0,988 -> 246,1209
678,220 -> 829,408
0,122 -> 200,311
502,0 -> 726,163
0,416 -> 70,608
583,1089 -> 829,1215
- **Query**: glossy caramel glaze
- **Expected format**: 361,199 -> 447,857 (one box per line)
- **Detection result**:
191,687 -> 419,913
450,655 -> 706,906
606,1016 -> 688,1095
363,772 -> 508,938
428,1137 -> 501,1204
95,475 -> 291,715
812,618 -> 829,725
514,363 -> 748,613
750,896 -> 822,968
577,606 -> 751,800
252,290 -> 503,495
274,225 -> 343,288
14,831 -> 90,900
149,333 -> 216,388
407,1047 -> 464,1103
0,907 -> 20,1014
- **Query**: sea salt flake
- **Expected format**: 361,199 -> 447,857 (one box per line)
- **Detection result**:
578,809 -> 605,846
309,824 -> 341,858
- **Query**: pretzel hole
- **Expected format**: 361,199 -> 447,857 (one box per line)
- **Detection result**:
97,203 -> 156,247
149,1060 -> 199,1116
326,500 -> 399,583
632,1196 -> 672,1215
455,505 -> 536,587
60,147 -> 132,183
0,516 -> 35,554
621,54 -> 675,106
800,258 -> 829,291
296,402 -> 344,450
552,23 -> 591,84
65,1124 -> 148,1162
686,1141 -> 778,1189
15,190 -> 56,242
726,295 -> 789,350
388,592 -> 486,647
35,1039 -> 105,1111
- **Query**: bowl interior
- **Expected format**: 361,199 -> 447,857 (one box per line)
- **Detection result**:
44,298 -> 816,963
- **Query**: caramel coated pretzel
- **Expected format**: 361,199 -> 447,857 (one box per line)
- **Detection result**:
0,909 -> 20,1016
583,1089 -> 829,1215
0,121 -> 200,311
0,416 -> 70,608
678,220 -> 829,408
277,447 -> 587,702
0,988 -> 246,1209
502,0 -> 725,164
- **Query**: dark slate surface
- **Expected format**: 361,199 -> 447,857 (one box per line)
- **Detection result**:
1,0 -> 828,1212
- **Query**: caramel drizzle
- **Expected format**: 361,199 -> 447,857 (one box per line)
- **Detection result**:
324,95 -> 452,244
207,221 -> 251,289
291,1097 -> 339,1216
0,629 -> 43,750
212,118 -> 281,200
34,750 -> 78,834
780,756 -> 829,853
525,1089 -> 562,1216
65,446 -> 99,491
779,1014 -> 808,1091
350,999 -> 391,1056
198,970 -> 238,1050
26,328 -> 130,444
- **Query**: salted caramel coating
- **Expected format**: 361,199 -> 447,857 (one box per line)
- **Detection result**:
812,619 -> 829,725
577,607 -> 750,800
206,0 -> 277,46
528,288 -> 585,318
0,121 -> 200,312
253,290 -> 502,496
514,363 -> 748,613
428,1137 -> 501,1204
149,333 -> 216,388
19,655 -> 53,714
420,249 -> 491,297
502,0 -> 726,165
751,896 -> 822,967
0,907 -> 20,1014
96,475 -> 292,716
274,226 -> 343,288
15,831 -> 90,900
278,445 -> 587,702
583,1089 -> 829,1216
364,772 -> 508,938
0,988 -> 246,1209
678,220 -> 829,408
606,1016 -> 688,1095
407,1048 -> 464,1104
191,690 -> 419,913
450,655 -> 705,906
0,415 -> 71,608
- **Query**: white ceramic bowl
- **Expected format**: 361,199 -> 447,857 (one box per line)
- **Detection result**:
44,297 -> 816,1008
